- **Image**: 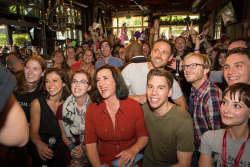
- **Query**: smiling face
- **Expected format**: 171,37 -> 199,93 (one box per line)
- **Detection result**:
101,42 -> 112,58
220,92 -> 250,128
183,56 -> 209,89
96,69 -> 117,100
224,54 -> 250,86
96,49 -> 103,61
83,50 -> 94,64
175,37 -> 186,53
45,72 -> 65,97
147,76 -> 172,112
151,42 -> 172,68
71,73 -> 91,98
143,43 -> 150,57
67,47 -> 76,59
52,52 -> 64,65
119,48 -> 126,61
24,60 -> 44,85
218,52 -> 227,67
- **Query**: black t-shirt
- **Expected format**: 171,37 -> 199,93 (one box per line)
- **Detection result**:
15,84 -> 41,122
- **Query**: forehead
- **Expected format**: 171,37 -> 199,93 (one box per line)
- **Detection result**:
148,76 -> 168,85
73,73 -> 87,80
67,48 -> 75,52
26,59 -> 41,67
153,42 -> 171,50
84,50 -> 93,55
228,40 -> 247,50
185,55 -> 202,63
120,48 -> 126,52
176,38 -> 185,43
55,52 -> 63,56
225,53 -> 250,64
143,43 -> 149,47
101,42 -> 110,47
97,69 -> 112,76
46,72 -> 60,79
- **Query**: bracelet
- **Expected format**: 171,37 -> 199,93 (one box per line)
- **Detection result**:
150,35 -> 153,38
154,33 -> 158,35
68,143 -> 76,151
194,49 -> 200,51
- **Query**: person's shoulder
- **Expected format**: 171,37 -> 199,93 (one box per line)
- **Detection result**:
125,97 -> 140,105
71,61 -> 82,66
203,129 -> 224,138
171,105 -> 191,119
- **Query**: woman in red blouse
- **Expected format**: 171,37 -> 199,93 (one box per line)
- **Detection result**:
85,64 -> 149,167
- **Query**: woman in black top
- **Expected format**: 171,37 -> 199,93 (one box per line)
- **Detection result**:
30,67 -> 71,167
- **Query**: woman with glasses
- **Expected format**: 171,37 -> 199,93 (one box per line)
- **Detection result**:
56,70 -> 92,167
85,64 -> 149,167
30,67 -> 71,167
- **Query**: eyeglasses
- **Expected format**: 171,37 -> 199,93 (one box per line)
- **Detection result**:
181,63 -> 203,70
119,52 -> 126,54
71,79 -> 89,85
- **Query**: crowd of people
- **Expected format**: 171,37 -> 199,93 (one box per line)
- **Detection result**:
0,18 -> 250,167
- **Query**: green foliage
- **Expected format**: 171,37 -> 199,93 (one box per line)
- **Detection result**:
159,18 -> 200,25
12,34 -> 29,47
0,34 -> 7,46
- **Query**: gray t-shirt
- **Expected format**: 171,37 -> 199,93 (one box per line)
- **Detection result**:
122,62 -> 183,99
199,129 -> 250,167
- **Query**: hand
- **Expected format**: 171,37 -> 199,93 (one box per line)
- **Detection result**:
37,141 -> 54,161
196,34 -> 206,44
150,27 -> 155,35
154,19 -> 159,31
243,19 -> 250,29
84,32 -> 89,39
71,145 -> 84,159
190,21 -> 196,36
167,57 -> 183,71
214,42 -> 223,48
88,26 -> 93,32
116,147 -> 137,167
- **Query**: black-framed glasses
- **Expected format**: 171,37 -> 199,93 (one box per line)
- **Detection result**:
181,63 -> 203,70
71,79 -> 89,85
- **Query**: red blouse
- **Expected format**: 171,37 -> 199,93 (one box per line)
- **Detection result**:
84,97 -> 148,166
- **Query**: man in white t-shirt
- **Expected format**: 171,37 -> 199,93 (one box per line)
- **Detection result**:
122,39 -> 187,110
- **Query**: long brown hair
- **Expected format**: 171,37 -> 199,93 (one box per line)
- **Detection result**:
14,55 -> 47,97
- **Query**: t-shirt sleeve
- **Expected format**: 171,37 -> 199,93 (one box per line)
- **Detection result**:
171,79 -> 183,99
121,64 -> 132,87
0,63 -> 17,112
55,104 -> 63,120
199,131 -> 213,156
135,102 -> 148,138
176,113 -> 194,152
84,103 -> 98,144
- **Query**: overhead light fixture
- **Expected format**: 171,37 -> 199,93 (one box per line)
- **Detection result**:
39,0 -> 81,35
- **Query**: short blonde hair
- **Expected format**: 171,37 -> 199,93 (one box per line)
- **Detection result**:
183,53 -> 212,70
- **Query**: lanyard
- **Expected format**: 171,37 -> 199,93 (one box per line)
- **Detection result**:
222,128 -> 250,167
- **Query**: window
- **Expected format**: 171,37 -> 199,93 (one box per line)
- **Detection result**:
112,16 -> 148,39
160,14 -> 199,38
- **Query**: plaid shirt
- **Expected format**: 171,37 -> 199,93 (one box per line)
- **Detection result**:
189,78 -> 222,146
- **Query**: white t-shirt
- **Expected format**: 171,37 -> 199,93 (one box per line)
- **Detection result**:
122,62 -> 183,100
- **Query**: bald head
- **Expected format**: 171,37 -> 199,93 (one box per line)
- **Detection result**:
126,41 -> 143,61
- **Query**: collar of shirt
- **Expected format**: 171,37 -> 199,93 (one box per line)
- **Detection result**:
191,78 -> 211,98
99,99 -> 126,115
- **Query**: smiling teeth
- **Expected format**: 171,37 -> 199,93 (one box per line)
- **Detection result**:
151,98 -> 159,102
229,77 -> 239,80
